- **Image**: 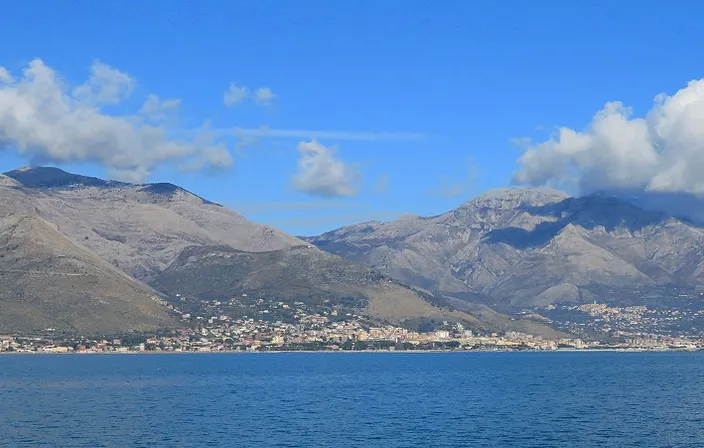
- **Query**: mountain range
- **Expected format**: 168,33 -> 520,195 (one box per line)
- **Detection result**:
306,188 -> 704,311
3,166 -> 704,337
0,166 -> 555,336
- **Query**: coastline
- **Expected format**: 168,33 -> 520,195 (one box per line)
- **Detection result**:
1,348 -> 699,355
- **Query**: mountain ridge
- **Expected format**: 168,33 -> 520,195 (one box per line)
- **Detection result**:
306,188 -> 704,311
3,166 -> 304,279
0,166 -> 565,337
11,165 -> 699,338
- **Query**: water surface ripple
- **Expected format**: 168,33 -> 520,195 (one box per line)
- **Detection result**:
0,352 -> 702,447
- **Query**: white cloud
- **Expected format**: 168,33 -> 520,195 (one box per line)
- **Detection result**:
225,125 -> 424,142
224,83 -> 275,107
178,122 -> 233,172
513,79 -> 704,196
72,60 -> 135,106
0,59 -> 232,182
140,94 -> 182,122
253,87 -> 275,106
177,148 -> 232,173
223,82 -> 249,106
292,140 -> 360,197
0,67 -> 12,84
179,145 -> 233,172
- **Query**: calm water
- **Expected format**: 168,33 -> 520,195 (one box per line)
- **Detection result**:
1,352 -> 703,447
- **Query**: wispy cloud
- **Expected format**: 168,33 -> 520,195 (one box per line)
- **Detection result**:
269,211 -> 402,231
232,200 -> 355,215
430,181 -> 465,198
0,67 -> 12,83
253,87 -> 275,106
429,157 -> 479,198
220,126 -> 424,142
233,200 -> 401,234
373,174 -> 390,194
139,94 -> 181,122
223,83 -> 275,107
223,83 -> 249,106
508,136 -> 533,149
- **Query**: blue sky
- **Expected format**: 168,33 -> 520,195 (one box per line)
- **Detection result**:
2,1 -> 704,235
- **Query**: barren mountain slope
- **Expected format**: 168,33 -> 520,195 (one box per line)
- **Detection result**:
0,214 -> 177,334
4,167 -> 303,279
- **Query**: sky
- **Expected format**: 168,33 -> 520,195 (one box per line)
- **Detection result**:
2,1 -> 704,235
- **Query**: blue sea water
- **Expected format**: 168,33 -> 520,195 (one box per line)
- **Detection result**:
0,352 -> 703,447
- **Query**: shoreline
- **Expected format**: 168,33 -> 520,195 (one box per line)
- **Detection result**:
1,348 -> 699,355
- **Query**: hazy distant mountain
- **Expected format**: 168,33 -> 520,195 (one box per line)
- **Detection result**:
0,167 -> 563,336
306,188 -> 704,309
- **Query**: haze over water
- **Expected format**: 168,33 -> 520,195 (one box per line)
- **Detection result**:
1,352 -> 702,447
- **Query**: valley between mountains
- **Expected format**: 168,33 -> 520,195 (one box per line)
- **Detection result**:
3,166 -> 704,342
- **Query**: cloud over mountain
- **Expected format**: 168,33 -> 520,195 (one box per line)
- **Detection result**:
0,59 -> 232,182
514,79 -> 704,198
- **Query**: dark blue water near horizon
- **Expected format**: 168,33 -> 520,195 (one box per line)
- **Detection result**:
1,352 -> 703,447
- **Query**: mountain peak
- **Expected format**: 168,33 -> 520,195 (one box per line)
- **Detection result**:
459,187 -> 570,211
4,166 -> 127,189
477,187 -> 569,200
138,182 -> 186,196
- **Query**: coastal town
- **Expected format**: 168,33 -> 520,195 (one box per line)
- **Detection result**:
3,298 -> 704,354
529,301 -> 704,341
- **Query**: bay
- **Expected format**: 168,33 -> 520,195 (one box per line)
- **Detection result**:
1,352 -> 703,447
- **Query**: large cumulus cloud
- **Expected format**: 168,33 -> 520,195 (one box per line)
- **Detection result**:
0,59 -> 232,182
514,80 -> 704,197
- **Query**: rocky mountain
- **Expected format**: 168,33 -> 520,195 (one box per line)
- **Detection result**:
0,166 -> 305,334
4,166 -> 303,279
0,167 -> 562,337
306,188 -> 704,310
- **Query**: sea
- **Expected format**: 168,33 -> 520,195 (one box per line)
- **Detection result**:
0,352 -> 702,447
